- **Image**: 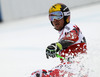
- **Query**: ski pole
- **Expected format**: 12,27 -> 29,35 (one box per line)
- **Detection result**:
56,54 -> 66,60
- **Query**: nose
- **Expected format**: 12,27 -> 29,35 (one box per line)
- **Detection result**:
53,19 -> 58,22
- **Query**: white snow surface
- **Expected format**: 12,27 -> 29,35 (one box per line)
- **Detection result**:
0,3 -> 100,77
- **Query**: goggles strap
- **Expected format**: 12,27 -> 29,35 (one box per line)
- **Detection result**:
63,11 -> 70,16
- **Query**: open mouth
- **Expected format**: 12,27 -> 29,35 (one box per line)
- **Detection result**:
55,23 -> 60,26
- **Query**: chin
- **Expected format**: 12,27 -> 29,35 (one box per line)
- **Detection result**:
54,28 -> 61,31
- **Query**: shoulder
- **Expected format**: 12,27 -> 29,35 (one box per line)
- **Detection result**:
64,23 -> 78,32
59,23 -> 79,35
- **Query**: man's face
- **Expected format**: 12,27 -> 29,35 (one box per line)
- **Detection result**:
52,18 -> 64,31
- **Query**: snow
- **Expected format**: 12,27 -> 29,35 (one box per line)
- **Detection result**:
0,3 -> 100,77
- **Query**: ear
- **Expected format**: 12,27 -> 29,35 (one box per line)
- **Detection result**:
66,16 -> 70,24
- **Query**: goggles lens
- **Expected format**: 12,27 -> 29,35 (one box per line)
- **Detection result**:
49,11 -> 63,21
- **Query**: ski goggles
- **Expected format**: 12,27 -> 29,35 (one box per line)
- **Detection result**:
49,11 -> 64,21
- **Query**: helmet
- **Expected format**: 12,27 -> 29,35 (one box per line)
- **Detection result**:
49,3 -> 70,26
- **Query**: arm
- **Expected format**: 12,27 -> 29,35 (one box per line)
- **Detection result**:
46,26 -> 80,59
59,27 -> 79,49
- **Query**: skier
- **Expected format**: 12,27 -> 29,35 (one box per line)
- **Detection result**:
31,3 -> 88,77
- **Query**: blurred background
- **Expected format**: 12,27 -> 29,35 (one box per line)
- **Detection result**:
0,0 -> 100,77
0,0 -> 100,22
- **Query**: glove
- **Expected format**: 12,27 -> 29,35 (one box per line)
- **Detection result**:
46,42 -> 62,59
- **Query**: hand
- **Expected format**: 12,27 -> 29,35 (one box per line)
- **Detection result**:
46,43 -> 62,59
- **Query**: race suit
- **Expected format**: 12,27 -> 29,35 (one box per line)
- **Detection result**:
31,23 -> 88,77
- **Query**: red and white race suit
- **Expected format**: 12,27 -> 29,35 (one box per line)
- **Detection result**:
31,23 -> 89,77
